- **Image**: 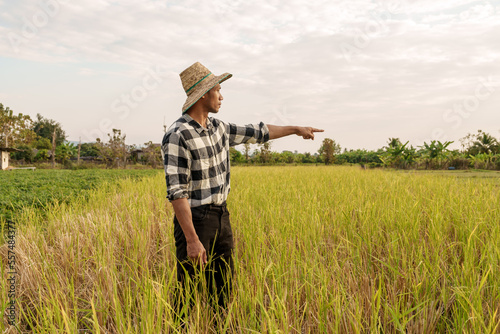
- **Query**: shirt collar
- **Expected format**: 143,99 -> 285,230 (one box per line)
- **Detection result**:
182,113 -> 213,134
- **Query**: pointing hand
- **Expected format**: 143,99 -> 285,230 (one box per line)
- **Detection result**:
297,127 -> 324,140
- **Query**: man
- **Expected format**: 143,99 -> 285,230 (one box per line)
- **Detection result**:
162,62 -> 323,320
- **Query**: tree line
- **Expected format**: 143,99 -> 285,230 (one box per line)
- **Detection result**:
240,131 -> 500,170
2,103 -> 499,170
1,103 -> 161,169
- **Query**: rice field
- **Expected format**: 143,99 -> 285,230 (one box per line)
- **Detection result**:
1,166 -> 499,333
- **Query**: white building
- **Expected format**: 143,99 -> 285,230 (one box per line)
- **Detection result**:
1,150 -> 8,170
0,148 -> 20,170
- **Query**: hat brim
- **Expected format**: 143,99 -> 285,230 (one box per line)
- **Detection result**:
182,73 -> 232,113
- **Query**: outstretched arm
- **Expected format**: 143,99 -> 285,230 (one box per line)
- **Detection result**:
267,125 -> 324,140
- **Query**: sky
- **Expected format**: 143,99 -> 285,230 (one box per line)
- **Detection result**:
1,0 -> 499,153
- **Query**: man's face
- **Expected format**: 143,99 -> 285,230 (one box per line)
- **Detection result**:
204,84 -> 223,113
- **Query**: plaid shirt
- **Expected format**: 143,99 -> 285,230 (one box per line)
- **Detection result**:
162,113 -> 270,207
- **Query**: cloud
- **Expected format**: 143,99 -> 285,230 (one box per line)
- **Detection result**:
0,0 -> 499,151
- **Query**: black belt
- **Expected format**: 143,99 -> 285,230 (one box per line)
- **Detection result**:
195,201 -> 226,209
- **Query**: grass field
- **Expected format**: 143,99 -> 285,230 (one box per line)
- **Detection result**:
0,166 -> 499,333
0,169 -> 160,223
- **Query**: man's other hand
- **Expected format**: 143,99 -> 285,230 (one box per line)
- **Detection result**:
187,239 -> 208,266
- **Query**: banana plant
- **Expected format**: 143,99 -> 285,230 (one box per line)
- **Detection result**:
469,152 -> 494,169
379,138 -> 415,168
419,140 -> 454,169
401,145 -> 417,168
55,141 -> 77,164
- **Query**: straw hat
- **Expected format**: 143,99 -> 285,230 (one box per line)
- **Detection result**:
180,62 -> 232,113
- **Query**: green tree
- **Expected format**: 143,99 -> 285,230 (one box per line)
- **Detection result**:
379,138 -> 416,169
96,129 -> 128,168
56,142 -> 77,164
387,138 -> 401,149
34,137 -> 52,150
0,103 -> 36,147
11,144 -> 35,163
80,142 -> 100,157
469,152 -> 495,170
259,141 -> 272,164
280,151 -> 295,164
142,141 -> 162,168
460,130 -> 499,156
337,149 -> 383,167
302,152 -> 315,163
318,138 -> 341,165
249,149 -> 260,164
270,151 -> 281,164
401,145 -> 418,168
32,113 -> 66,146
418,140 -> 453,169
379,138 -> 405,168
34,149 -> 50,162
243,143 -> 251,162
472,131 -> 498,155
295,153 -> 305,164
229,147 -> 246,164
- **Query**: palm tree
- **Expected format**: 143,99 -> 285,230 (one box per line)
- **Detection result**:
472,132 -> 498,155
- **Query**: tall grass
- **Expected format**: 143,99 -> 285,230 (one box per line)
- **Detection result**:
1,166 -> 499,333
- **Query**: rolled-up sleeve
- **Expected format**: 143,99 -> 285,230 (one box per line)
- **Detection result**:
162,131 -> 191,201
227,122 -> 270,146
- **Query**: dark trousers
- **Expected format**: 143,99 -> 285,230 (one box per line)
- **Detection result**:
173,202 -> 234,319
